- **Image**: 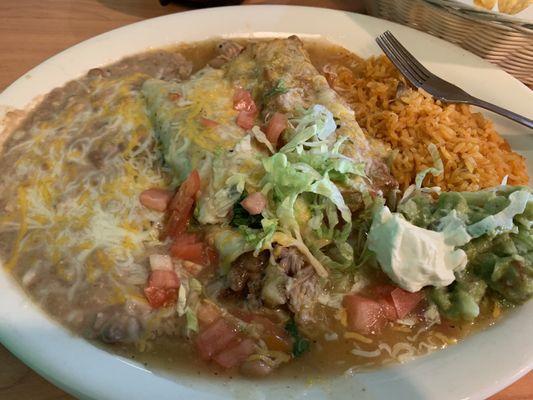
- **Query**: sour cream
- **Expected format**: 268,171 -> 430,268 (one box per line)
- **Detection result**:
367,206 -> 469,292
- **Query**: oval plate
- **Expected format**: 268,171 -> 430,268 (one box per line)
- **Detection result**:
0,5 -> 532,400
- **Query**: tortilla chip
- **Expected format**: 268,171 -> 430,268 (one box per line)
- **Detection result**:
474,0 -> 497,10
498,0 -> 531,14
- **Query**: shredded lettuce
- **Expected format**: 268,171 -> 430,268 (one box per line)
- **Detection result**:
176,284 -> 187,316
189,277 -> 202,293
467,189 -> 532,238
414,143 -> 444,188
262,153 -> 315,199
209,227 -> 254,271
310,176 -> 351,222
185,307 -> 199,333
197,136 -> 264,224
251,126 -> 275,154
254,104 -> 369,276
261,153 -> 351,227
287,152 -> 365,183
307,198 -> 353,260
239,218 -> 278,255
274,194 -> 300,232
261,154 -> 353,275
182,278 -> 202,333
279,105 -> 336,153
310,245 -> 353,271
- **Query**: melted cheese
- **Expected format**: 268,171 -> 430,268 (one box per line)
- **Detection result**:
0,74 -> 168,303
142,67 -> 247,183
4,187 -> 28,271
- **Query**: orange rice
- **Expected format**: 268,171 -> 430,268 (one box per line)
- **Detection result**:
324,55 -> 529,192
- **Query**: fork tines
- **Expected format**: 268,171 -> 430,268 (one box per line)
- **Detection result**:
376,31 -> 430,88
375,31 -> 533,128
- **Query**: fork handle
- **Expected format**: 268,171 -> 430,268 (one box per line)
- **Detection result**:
469,97 -> 533,129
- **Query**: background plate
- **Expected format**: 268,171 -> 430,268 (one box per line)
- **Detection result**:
0,5 -> 532,400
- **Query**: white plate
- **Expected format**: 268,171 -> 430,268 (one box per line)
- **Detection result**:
0,5 -> 532,400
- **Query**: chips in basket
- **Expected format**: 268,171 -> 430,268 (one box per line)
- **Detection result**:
474,0 -> 496,9
498,0 -> 531,14
474,0 -> 531,14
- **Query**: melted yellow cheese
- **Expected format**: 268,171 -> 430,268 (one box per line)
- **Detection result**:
0,73 -> 169,303
142,67 -> 247,184
4,187 -> 28,271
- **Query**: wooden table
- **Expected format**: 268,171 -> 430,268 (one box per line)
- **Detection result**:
0,1 -> 531,399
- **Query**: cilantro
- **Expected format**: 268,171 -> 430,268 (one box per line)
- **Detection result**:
285,318 -> 310,357
264,79 -> 289,99
230,192 -> 262,228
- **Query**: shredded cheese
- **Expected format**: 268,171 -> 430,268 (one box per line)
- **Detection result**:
0,75 -> 168,306
5,188 -> 28,271
344,331 -> 373,344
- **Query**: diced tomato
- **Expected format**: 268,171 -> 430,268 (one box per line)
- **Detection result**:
149,254 -> 173,271
372,285 -> 398,321
165,198 -> 194,238
170,233 -> 218,266
373,284 -> 396,298
236,110 -> 257,130
199,117 -> 219,128
233,88 -> 257,113
233,312 -> 292,353
171,241 -> 205,263
164,170 -> 201,239
139,188 -> 172,212
144,271 -> 180,309
265,112 -> 287,146
144,286 -> 178,308
343,294 -> 387,334
144,269 -> 181,309
343,285 -> 424,330
168,170 -> 201,211
147,270 -> 180,289
172,233 -> 200,246
390,288 -> 425,319
233,88 -> 258,130
228,309 -> 249,322
377,298 -> 397,321
197,302 -> 221,327
240,192 -> 267,215
213,339 -> 255,369
195,318 -> 239,360
205,245 -> 219,266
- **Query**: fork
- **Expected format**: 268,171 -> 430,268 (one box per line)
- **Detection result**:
376,31 -> 533,129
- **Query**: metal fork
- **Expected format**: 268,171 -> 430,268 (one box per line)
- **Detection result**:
376,31 -> 533,129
